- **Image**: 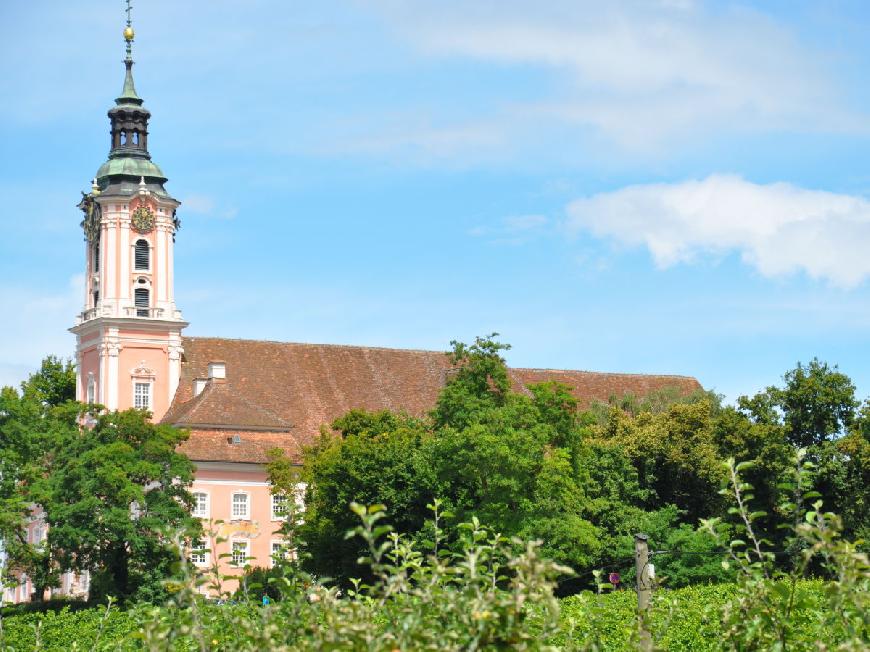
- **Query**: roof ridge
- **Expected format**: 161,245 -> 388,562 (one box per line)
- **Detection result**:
183,335 -> 451,357
512,367 -> 700,380
183,337 -> 699,380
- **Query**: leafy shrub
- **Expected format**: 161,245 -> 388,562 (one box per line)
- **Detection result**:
1,485 -> 866,651
0,603 -> 134,651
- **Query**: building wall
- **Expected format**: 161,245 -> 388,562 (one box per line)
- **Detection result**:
189,463 -> 299,592
1,464 -> 292,604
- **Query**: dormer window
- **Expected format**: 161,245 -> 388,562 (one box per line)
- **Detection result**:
134,239 -> 149,270
193,379 -> 207,396
208,362 -> 226,380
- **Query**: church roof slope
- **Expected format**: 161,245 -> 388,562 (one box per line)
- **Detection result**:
167,380 -> 293,431
165,337 -> 702,463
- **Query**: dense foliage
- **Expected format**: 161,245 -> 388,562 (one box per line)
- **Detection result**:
0,359 -> 198,604
272,335 -> 868,589
1,340 -> 867,649
0,581 -> 848,651
0,489 -> 865,651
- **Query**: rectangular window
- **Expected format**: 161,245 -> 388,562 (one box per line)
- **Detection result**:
231,540 -> 249,567
134,288 -> 149,317
295,483 -> 308,512
270,541 -> 287,567
192,492 -> 209,518
134,382 -> 151,410
271,494 -> 288,521
189,539 -> 209,567
231,492 -> 249,520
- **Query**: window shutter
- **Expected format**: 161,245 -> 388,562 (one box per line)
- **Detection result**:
134,288 -> 149,317
134,240 -> 149,270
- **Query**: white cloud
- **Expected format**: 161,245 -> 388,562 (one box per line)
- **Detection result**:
566,174 -> 870,287
469,214 -> 548,244
181,194 -> 237,220
503,214 -> 548,232
369,0 -> 865,150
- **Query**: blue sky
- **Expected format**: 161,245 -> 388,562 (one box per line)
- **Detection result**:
2,0 -> 870,403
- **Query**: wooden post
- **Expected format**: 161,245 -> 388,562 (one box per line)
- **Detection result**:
635,533 -> 652,652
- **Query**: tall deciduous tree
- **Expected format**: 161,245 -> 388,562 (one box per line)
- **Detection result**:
37,409 -> 199,603
0,358 -> 77,601
740,359 -> 858,448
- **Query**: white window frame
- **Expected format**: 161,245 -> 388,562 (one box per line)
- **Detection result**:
133,381 -> 152,410
270,540 -> 292,567
271,493 -> 288,521
230,539 -> 249,567
189,538 -> 210,567
295,482 -> 307,510
191,491 -> 210,518
231,491 -> 250,520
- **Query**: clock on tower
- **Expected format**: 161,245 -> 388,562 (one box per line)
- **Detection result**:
70,5 -> 187,421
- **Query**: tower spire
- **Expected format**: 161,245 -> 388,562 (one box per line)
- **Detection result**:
117,0 -> 142,106
95,0 -> 167,187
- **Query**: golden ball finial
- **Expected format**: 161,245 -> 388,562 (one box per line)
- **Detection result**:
124,26 -> 135,41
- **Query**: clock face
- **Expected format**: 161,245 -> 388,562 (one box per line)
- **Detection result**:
131,206 -> 155,233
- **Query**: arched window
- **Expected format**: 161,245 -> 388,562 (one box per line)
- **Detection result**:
134,239 -> 149,270
93,239 -> 100,273
134,288 -> 149,317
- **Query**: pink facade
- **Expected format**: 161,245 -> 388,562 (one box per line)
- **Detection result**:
66,181 -> 289,595
71,189 -> 186,419
187,464 -> 302,588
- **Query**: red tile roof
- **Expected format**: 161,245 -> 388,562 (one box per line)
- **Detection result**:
165,337 -> 702,464
177,429 -> 305,465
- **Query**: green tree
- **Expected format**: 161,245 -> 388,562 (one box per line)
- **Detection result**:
288,415 -> 435,582
591,400 -> 726,524
0,358 -> 77,601
431,334 -> 511,430
734,359 -> 865,549
37,409 -> 198,603
18,356 -> 76,408
741,359 -> 858,448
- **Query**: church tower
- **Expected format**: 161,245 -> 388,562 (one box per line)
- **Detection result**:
71,5 -> 186,421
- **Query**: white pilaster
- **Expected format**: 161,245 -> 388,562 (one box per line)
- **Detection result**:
168,333 -> 183,404
98,340 -> 107,406
105,328 -> 120,410
105,215 -> 118,308
119,209 -> 130,302
83,240 -> 90,308
157,225 -> 168,304
167,226 -> 175,303
75,350 -> 83,402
